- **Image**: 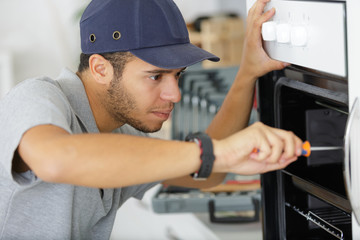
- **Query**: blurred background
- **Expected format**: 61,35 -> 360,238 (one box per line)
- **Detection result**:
0,0 -> 247,97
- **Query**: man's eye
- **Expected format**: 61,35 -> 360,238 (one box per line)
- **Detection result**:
176,70 -> 185,79
150,75 -> 160,80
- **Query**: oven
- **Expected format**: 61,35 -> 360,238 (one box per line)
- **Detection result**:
249,0 -> 360,239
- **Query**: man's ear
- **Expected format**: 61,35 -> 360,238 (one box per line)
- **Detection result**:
88,54 -> 113,85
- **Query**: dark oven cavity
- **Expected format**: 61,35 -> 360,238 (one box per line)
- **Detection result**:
258,68 -> 350,240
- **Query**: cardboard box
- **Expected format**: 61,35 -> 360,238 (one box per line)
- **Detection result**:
199,17 -> 245,68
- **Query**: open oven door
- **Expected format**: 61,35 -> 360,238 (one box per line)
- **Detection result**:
344,97 -> 360,236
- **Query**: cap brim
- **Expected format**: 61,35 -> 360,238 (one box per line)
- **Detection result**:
130,43 -> 220,69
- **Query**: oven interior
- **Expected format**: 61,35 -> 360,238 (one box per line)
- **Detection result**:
258,69 -> 351,239
275,79 -> 351,239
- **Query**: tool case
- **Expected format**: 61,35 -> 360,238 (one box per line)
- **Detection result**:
152,175 -> 261,223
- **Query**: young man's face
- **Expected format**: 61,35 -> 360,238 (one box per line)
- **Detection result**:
104,56 -> 184,133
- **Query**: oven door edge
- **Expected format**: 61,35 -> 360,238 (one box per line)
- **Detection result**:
344,97 -> 360,237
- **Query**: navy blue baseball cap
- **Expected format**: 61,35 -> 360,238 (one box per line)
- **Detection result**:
80,0 -> 220,69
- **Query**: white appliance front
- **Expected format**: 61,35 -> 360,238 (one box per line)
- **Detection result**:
262,0 -> 346,77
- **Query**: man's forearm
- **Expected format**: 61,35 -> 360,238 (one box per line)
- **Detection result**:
19,125 -> 202,188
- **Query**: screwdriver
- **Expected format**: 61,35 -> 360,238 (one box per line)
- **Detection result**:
301,141 -> 342,157
252,141 -> 342,157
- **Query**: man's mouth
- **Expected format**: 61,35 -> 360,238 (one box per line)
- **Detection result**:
151,109 -> 173,120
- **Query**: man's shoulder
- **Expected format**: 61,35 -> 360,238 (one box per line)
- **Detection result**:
10,76 -> 62,96
1,75 -> 71,116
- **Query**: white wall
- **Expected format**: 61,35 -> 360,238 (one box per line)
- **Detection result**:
174,0 -> 247,22
174,0 -> 219,22
0,0 -> 89,97
0,0 -> 246,98
217,0 -> 248,19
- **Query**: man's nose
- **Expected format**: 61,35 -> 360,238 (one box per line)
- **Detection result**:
160,77 -> 181,103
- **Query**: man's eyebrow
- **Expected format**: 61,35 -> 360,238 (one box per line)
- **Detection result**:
143,67 -> 187,74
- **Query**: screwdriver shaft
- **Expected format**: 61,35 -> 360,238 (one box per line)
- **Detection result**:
310,146 -> 342,151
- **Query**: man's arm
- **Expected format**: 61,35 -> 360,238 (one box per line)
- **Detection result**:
17,122 -> 302,189
18,124 -> 202,188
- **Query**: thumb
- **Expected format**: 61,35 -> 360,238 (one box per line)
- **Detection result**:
270,60 -> 290,71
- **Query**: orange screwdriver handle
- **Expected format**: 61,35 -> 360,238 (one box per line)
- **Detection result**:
302,141 -> 311,157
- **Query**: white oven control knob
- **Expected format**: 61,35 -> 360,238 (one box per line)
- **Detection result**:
276,23 -> 291,43
291,26 -> 308,46
262,21 -> 276,41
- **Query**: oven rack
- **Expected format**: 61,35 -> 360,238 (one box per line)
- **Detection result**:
315,100 -> 348,115
285,202 -> 348,240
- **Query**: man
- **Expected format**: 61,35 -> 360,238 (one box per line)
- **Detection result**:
0,0 -> 302,239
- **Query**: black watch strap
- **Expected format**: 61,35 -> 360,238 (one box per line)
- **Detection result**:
185,132 -> 215,180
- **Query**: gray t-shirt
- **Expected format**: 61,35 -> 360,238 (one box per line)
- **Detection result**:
0,68 -> 158,240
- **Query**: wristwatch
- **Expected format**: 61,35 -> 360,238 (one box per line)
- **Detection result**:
185,132 -> 215,180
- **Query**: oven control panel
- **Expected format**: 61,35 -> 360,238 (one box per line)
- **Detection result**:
262,0 -> 346,77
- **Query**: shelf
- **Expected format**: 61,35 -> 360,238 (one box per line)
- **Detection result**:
283,170 -> 351,213
285,162 -> 348,197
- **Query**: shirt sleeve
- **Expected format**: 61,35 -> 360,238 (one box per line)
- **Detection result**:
0,78 -> 73,184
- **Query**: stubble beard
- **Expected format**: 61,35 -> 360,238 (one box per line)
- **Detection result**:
105,77 -> 163,133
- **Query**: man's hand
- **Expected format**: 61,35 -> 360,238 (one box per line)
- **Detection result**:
212,122 -> 303,175
239,0 -> 289,81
